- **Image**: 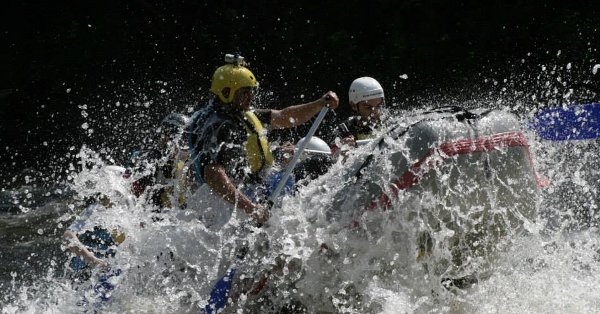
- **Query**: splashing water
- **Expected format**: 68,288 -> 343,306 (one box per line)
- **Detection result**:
1,95 -> 599,312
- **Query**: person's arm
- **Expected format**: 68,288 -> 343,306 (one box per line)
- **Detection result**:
63,229 -> 108,269
204,164 -> 270,224
270,91 -> 339,129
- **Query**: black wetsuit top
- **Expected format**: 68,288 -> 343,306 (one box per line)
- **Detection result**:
334,116 -> 379,140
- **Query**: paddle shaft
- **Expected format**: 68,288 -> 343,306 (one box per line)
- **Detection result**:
269,107 -> 329,202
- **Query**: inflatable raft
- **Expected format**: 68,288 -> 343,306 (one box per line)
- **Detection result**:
304,107 -> 544,295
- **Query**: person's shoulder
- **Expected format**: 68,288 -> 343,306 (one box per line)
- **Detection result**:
193,107 -> 233,129
190,101 -> 226,122
338,116 -> 359,129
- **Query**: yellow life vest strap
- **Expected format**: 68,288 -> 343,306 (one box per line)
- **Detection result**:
242,111 -> 274,173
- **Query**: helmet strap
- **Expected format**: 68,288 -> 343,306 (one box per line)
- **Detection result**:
221,87 -> 231,100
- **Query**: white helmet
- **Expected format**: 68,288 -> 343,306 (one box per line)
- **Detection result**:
348,77 -> 384,104
296,136 -> 331,157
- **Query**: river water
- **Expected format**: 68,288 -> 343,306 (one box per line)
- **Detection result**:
1,101 -> 599,313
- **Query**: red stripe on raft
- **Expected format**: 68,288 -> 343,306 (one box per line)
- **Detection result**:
364,131 -> 546,212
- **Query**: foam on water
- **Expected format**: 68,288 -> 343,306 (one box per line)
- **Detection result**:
1,101 -> 599,313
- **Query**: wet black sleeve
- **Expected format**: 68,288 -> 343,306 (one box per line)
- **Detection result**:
253,109 -> 272,126
332,118 -> 353,140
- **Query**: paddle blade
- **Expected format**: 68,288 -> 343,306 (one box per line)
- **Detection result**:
530,103 -> 600,140
202,268 -> 236,314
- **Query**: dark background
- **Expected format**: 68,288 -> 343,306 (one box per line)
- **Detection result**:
1,0 -> 599,186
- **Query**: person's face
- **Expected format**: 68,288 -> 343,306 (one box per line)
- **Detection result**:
353,97 -> 384,122
232,86 -> 256,111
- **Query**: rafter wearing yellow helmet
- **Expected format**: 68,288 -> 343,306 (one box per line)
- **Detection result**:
210,64 -> 258,104
190,54 -> 340,313
189,53 -> 339,224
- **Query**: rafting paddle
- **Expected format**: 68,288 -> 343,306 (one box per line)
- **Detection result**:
269,106 -> 330,202
201,267 -> 236,314
529,103 -> 600,141
202,105 -> 330,314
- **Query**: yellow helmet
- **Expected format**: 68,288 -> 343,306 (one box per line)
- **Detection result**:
210,63 -> 258,104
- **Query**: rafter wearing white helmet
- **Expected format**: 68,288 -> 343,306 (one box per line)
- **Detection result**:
348,77 -> 384,105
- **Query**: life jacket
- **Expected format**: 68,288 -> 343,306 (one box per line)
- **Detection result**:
242,111 -> 274,174
189,104 -> 274,185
